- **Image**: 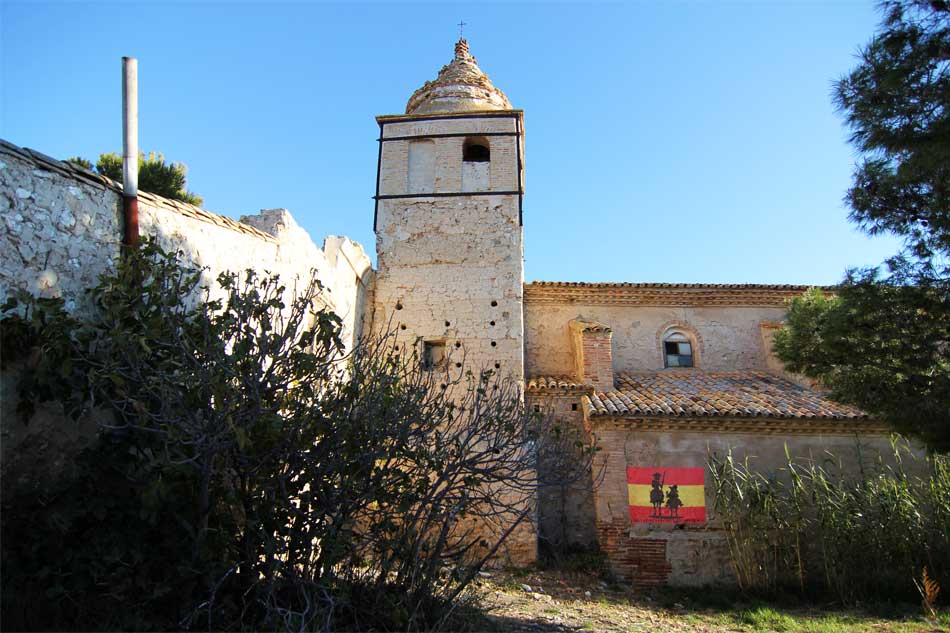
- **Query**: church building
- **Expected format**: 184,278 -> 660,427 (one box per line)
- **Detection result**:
0,38 -> 899,588
369,38 -> 892,585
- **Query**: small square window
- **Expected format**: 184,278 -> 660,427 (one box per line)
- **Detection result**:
422,340 -> 446,370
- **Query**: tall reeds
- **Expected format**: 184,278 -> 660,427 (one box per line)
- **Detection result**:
708,440 -> 949,604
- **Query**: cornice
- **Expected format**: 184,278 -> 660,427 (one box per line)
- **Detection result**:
524,282 -> 832,308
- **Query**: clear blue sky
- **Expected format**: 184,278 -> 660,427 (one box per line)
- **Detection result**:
1,1 -> 901,284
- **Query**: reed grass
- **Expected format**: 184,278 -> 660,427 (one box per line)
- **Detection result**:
708,440 -> 949,605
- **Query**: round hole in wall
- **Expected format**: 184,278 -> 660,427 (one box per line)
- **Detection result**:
490,320 -> 496,326
455,362 -> 462,368
494,363 -> 500,369
440,383 -> 447,390
490,300 -> 498,307
490,341 -> 497,347
396,303 -> 403,311
445,320 -> 450,327
455,341 -> 461,348
400,324 -> 406,330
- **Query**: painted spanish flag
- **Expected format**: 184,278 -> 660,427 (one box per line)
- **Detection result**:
627,466 -> 706,524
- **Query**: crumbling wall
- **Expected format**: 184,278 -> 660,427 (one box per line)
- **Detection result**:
373,115 -> 524,383
0,139 -> 373,489
372,113 -> 532,563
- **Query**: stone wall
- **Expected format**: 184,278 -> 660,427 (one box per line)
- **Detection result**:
0,139 -> 373,490
372,112 -> 532,562
373,113 -> 524,385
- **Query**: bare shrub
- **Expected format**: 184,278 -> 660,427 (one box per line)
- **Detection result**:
0,239 -> 594,631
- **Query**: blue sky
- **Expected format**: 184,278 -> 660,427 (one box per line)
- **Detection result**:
2,1 -> 900,284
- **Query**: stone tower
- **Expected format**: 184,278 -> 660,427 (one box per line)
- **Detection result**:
372,38 -> 525,385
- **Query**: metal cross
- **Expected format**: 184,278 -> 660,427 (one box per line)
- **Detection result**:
458,21 -> 466,38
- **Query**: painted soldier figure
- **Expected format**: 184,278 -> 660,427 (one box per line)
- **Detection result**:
649,472 -> 664,517
666,484 -> 683,518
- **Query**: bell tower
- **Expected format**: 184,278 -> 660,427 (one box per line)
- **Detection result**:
372,38 -> 525,385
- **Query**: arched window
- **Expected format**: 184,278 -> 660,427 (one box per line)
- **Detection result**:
463,137 -> 490,162
663,331 -> 694,368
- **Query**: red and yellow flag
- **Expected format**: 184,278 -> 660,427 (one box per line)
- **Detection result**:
627,466 -> 706,523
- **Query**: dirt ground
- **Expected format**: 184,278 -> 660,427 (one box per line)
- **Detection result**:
474,569 -> 947,633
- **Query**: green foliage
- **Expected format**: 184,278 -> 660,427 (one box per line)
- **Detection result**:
776,2 -> 950,450
834,1 -> 949,277
97,151 -> 203,205
67,151 -> 203,205
0,240 -> 583,631
709,442 -> 950,604
774,284 -> 950,451
64,155 -> 93,170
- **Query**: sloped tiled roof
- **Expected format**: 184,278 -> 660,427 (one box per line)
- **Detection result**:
585,371 -> 867,420
526,375 -> 586,390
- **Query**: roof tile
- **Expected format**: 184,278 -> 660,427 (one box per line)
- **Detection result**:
587,371 -> 867,420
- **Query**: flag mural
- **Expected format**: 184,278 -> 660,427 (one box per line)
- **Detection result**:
627,467 -> 706,523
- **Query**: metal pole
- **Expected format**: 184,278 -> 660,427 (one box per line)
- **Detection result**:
122,56 -> 139,247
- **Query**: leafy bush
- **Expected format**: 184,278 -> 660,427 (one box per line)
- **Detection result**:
709,442 -> 950,604
0,240 -> 592,631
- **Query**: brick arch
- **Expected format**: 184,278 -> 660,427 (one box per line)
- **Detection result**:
656,321 -> 704,368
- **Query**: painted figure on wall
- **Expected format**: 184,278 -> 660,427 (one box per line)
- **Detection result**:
649,472 -> 664,517
665,484 -> 682,518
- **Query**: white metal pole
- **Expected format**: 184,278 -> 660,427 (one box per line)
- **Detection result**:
122,56 -> 138,196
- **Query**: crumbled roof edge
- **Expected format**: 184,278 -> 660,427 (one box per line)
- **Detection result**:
0,138 -> 278,244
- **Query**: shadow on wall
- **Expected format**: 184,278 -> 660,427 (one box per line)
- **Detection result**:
0,138 -> 373,493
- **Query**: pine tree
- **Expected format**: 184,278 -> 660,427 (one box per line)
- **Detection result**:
775,1 -> 950,451
66,152 -> 203,206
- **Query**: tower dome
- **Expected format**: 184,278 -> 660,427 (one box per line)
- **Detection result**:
405,39 -> 512,115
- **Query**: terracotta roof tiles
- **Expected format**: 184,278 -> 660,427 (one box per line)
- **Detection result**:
526,375 -> 586,390
585,371 -> 867,420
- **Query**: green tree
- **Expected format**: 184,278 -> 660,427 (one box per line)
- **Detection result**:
66,151 -> 203,206
774,1 -> 950,451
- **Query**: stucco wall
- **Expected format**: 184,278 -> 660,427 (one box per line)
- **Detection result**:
524,302 -> 790,377
590,423 -> 902,586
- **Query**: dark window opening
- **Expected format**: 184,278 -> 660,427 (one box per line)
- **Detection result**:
463,139 -> 490,162
422,340 -> 446,371
664,335 -> 694,368
571,403 -> 578,411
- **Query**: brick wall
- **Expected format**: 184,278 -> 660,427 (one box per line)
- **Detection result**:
597,519 -> 672,585
569,320 -> 614,391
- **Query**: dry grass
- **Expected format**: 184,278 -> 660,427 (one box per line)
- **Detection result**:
473,569 -> 948,632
